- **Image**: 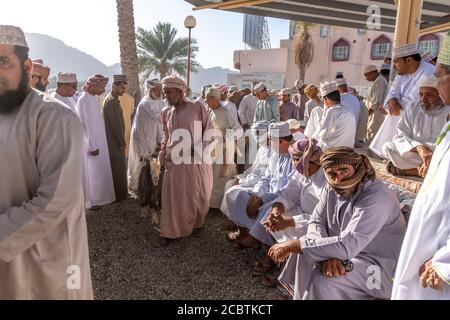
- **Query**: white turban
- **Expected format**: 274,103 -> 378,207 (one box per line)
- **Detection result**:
320,81 -> 338,97
335,78 -> 347,87
147,78 -> 162,88
295,79 -> 304,88
270,122 -> 292,138
417,74 -> 438,90
162,75 -> 186,91
392,44 -> 419,59
254,83 -> 267,94
364,65 -> 378,74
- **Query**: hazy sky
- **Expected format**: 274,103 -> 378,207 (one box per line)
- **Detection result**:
1,0 -> 289,69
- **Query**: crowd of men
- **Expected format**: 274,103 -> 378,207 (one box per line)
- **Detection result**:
0,24 -> 450,300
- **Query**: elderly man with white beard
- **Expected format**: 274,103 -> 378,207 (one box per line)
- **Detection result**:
383,74 -> 450,178
392,32 -> 450,300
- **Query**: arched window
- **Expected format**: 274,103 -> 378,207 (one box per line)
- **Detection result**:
332,38 -> 350,62
371,35 -> 391,60
419,34 -> 440,57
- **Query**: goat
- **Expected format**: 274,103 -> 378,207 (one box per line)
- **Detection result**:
137,158 -> 162,226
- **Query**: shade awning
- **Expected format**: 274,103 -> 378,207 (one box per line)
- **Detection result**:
185,0 -> 450,33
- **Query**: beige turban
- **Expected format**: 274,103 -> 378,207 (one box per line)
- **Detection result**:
364,65 -> 378,74
206,87 -> 221,99
31,62 -> 43,77
162,75 -> 186,91
0,25 -> 28,48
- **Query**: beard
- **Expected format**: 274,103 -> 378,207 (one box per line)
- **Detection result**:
35,81 -> 47,92
0,66 -> 30,114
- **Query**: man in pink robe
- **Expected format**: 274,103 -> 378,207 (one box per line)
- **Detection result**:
159,75 -> 214,245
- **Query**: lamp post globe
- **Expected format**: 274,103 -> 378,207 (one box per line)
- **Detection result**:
184,15 -> 197,29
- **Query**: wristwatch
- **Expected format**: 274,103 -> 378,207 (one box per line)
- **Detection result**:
342,260 -> 354,273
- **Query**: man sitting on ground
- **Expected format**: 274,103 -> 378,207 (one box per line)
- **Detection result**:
269,147 -> 406,300
383,74 -> 450,177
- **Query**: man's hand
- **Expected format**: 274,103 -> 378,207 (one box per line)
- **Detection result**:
416,145 -> 433,162
242,124 -> 251,131
246,195 -> 263,219
268,240 -> 301,263
419,258 -> 444,291
388,99 -> 403,116
320,259 -> 348,278
368,108 -> 375,116
89,149 -> 100,157
263,203 -> 295,233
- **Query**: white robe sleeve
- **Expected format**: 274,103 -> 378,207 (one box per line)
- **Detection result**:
251,157 -> 272,196
273,175 -> 304,212
76,97 -> 97,151
384,74 -> 404,109
0,110 -> 84,262
393,106 -> 422,155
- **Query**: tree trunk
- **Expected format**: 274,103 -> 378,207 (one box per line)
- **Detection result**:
116,0 -> 141,112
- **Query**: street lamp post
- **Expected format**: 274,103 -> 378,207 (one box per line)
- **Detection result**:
184,15 -> 197,91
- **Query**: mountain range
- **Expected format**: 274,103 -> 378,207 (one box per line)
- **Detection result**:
26,33 -> 237,93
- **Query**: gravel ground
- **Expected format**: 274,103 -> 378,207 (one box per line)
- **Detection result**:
87,199 -> 280,300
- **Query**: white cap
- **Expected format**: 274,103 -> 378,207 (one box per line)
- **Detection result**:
335,78 -> 347,87
269,122 -> 292,138
380,64 -> 391,71
417,74 -> 438,90
0,25 -> 28,48
147,78 -> 162,88
392,44 -> 419,59
251,121 -> 271,131
320,81 -> 338,97
295,79 -> 304,88
286,119 -> 300,130
254,82 -> 267,94
280,88 -> 292,96
57,72 -> 77,84
421,51 -> 436,63
364,65 -> 378,74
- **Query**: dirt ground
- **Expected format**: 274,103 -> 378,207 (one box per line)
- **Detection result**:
87,199 -> 280,300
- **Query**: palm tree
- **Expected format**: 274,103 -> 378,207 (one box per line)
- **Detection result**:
116,0 -> 141,106
293,22 -> 315,82
137,22 -> 201,81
